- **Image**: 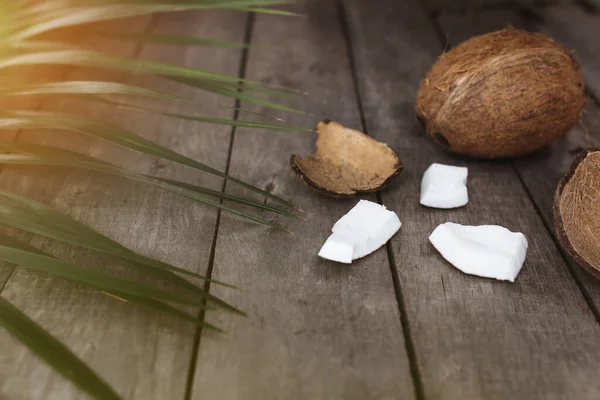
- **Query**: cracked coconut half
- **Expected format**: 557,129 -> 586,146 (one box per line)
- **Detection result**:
554,149 -> 600,279
290,120 -> 403,197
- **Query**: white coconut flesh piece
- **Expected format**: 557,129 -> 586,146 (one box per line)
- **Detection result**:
429,222 -> 528,282
318,232 -> 354,264
420,163 -> 468,209
318,200 -> 401,264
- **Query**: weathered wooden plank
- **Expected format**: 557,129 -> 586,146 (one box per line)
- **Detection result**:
0,17 -> 147,333
346,0 -> 600,399
437,9 -> 533,42
437,2 -> 600,105
532,4 -> 600,306
539,4 -> 600,101
422,0 -> 569,13
191,2 -> 415,399
438,4 -> 600,325
0,32 -> 79,290
0,11 -> 247,400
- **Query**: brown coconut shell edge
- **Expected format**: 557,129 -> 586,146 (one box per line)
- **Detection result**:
290,155 -> 403,198
553,148 -> 600,280
290,120 -> 403,198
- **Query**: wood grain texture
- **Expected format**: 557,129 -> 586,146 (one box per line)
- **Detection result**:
539,4 -> 600,101
438,4 -> 600,327
191,2 -> 415,399
346,0 -> 600,399
422,0 -> 570,13
532,4 -> 600,307
437,9 -> 534,43
438,4 -> 600,106
0,18 -> 132,348
0,11 -> 247,400
0,34 -> 77,290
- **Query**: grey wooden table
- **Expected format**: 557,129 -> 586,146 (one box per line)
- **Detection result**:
1,1 -> 600,399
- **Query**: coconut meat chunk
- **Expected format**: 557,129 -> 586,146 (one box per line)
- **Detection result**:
318,232 -> 354,264
319,200 -> 401,263
420,163 -> 468,209
429,222 -> 528,282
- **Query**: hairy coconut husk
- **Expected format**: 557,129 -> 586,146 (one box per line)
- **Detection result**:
290,120 -> 402,197
554,149 -> 600,279
416,28 -> 586,159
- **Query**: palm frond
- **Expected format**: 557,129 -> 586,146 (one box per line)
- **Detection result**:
232,6 -> 301,15
0,231 -> 48,255
101,99 -> 310,131
2,82 -> 291,122
0,296 -> 122,400
0,49 -> 308,112
0,143 -> 297,227
91,95 -> 288,121
0,49 -> 269,88
0,188 -> 243,297
0,233 -> 222,325
0,110 -> 299,208
0,142 -> 301,220
169,75 -> 309,99
0,245 -> 211,308
14,1 -> 297,40
102,290 -> 222,330
1,80 -> 185,99
0,1 -> 301,398
95,31 -> 255,48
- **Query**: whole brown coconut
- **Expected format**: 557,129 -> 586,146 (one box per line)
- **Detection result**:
554,149 -> 600,279
416,28 -> 586,158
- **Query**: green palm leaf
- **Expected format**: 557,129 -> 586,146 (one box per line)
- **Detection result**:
84,94 -> 308,129
102,290 -> 223,331
232,6 -> 300,15
0,187 -> 209,280
101,99 -> 310,131
0,49 -> 268,87
0,52 -> 308,113
0,142 -> 301,221
170,76 -> 307,102
0,200 -> 245,315
95,31 -> 255,48
0,246 -> 211,308
0,80 -> 185,99
93,95 -> 288,122
0,296 -> 122,400
0,233 -> 222,327
0,232 -> 48,256
0,110 -> 299,209
14,1 -> 297,39
0,189 -> 247,307
0,1 -> 301,398
2,82 -> 290,122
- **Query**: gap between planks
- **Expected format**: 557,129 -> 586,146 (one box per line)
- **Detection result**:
431,0 -> 600,324
189,2 -> 415,398
183,12 -> 257,400
1,11 -> 244,399
336,1 -> 425,399
344,0 -> 600,398
423,0 -> 574,16
512,165 -> 600,323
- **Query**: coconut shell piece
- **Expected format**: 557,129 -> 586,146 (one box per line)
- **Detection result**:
290,120 -> 402,197
416,28 -> 586,159
554,149 -> 600,279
